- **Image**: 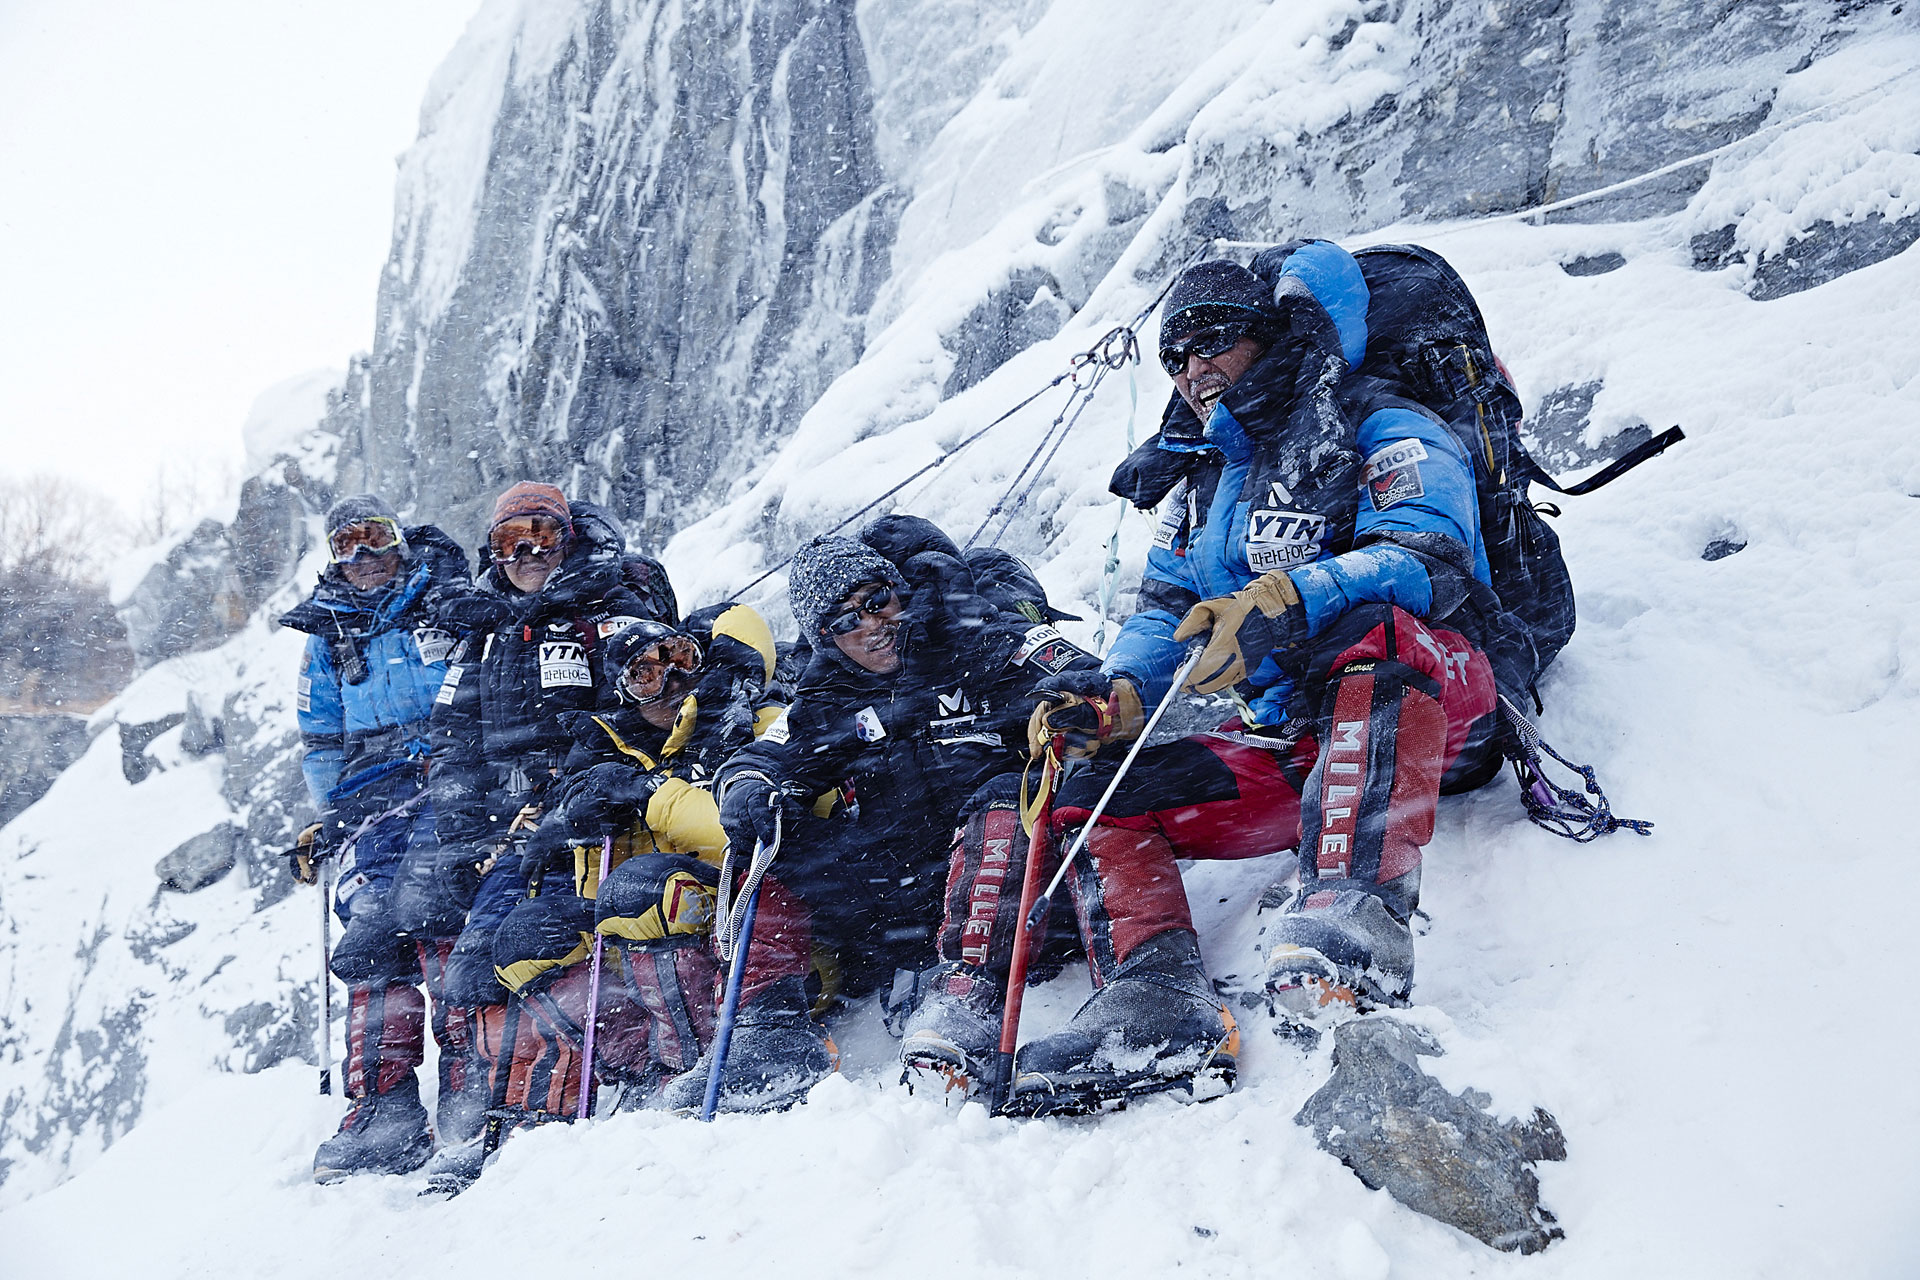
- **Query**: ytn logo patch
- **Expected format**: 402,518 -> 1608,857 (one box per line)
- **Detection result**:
1245,509 -> 1328,572
538,640 -> 592,689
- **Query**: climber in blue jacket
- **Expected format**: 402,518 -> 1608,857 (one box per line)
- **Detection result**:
281,494 -> 477,1181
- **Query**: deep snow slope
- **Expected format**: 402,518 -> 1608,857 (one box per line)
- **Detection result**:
2,2 -> 1919,1276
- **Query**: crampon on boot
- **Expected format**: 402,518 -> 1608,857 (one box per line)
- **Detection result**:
314,1076 -> 432,1182
659,977 -> 838,1115
1008,930 -> 1236,1116
1263,887 -> 1414,1044
898,963 -> 1002,1100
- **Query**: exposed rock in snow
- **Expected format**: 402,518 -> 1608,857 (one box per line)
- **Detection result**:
0,716 -> 91,827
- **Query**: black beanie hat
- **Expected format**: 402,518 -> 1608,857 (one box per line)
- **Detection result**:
1158,260 -> 1276,353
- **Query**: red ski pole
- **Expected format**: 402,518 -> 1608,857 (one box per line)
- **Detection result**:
991,741 -> 1060,1112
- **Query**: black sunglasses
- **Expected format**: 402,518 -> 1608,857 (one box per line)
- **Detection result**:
822,584 -> 897,636
1159,322 -> 1253,376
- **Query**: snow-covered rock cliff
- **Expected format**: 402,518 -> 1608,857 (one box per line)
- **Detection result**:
3,2 -> 1917,1274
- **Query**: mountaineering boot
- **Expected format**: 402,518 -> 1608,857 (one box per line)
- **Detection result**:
418,1134 -> 488,1196
1263,887 -> 1414,1041
314,1075 -> 432,1182
315,980 -> 432,1182
659,977 -> 837,1115
899,962 -> 1003,1098
421,1001 -> 506,1195
1009,930 -> 1236,1115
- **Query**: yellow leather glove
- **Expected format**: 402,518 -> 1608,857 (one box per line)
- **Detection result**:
291,822 -> 324,885
1026,673 -> 1145,759
1171,571 -> 1305,695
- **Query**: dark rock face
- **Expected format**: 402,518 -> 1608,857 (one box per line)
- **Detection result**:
0,569 -> 134,714
1296,1017 -> 1568,1254
944,268 -> 1072,397
1523,380 -> 1656,477
1561,252 -> 1626,276
0,716 -> 90,827
115,466 -> 324,670
117,714 -> 184,785
1749,212 -> 1920,300
335,0 -> 899,551
1192,0 -> 1834,244
155,825 -> 241,894
1693,212 -> 1920,299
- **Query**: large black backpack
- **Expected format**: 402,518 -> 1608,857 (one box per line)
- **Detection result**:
1258,243 -> 1680,705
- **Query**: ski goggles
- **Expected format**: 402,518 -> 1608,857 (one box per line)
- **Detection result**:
489,515 -> 569,564
617,634 -> 703,704
822,584 -> 898,636
329,517 -> 404,563
1159,321 -> 1256,376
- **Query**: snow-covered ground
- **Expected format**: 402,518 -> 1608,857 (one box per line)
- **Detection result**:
4,11 -> 1919,1279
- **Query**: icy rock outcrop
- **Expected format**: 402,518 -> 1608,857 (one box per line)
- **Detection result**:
155,825 -> 241,894
333,0 -> 898,550
1190,0 -> 1842,246
114,469 -> 326,670
1296,1017 -> 1568,1254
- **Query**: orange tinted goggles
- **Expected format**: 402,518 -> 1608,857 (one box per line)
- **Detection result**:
489,516 -> 569,564
329,518 -> 402,563
618,636 -> 703,703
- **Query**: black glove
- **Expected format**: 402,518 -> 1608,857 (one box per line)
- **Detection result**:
719,773 -> 796,853
560,762 -> 667,837
518,819 -> 576,881
1028,669 -> 1144,757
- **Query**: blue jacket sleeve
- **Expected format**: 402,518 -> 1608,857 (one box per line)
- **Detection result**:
1102,540 -> 1203,710
296,635 -> 344,812
1288,407 -> 1484,637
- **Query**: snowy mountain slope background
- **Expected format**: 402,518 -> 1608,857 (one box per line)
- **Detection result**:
4,0 -> 1920,1274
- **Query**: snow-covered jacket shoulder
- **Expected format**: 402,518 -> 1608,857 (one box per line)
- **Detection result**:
1102,241 -> 1487,725
279,525 -> 472,812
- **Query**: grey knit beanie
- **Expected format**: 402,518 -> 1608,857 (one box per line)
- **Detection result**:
788,535 -> 907,637
325,493 -> 401,536
324,494 -> 408,558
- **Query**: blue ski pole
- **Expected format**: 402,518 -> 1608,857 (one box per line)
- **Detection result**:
701,868 -> 762,1122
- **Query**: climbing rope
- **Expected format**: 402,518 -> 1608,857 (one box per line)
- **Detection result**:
1090,346 -> 1140,654
733,243 -> 1201,599
1499,696 -> 1652,842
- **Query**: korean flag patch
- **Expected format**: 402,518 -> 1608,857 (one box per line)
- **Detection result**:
853,706 -> 887,743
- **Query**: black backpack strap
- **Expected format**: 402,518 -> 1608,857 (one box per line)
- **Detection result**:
1528,426 -> 1686,497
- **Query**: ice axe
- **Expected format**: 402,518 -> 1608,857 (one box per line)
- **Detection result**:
990,739 -> 1062,1113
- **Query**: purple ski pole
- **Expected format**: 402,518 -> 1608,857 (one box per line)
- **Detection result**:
575,835 -> 614,1120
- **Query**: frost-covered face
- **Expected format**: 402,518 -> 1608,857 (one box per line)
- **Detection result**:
828,583 -> 905,674
341,549 -> 402,592
504,553 -> 560,593
1175,336 -> 1266,422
